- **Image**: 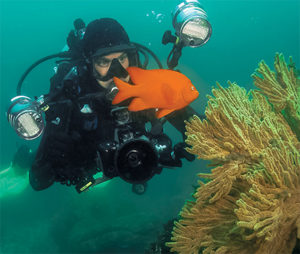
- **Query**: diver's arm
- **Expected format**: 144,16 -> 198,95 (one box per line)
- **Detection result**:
29,97 -> 74,191
29,127 -> 56,191
29,125 -> 81,191
164,105 -> 204,162
166,105 -> 205,140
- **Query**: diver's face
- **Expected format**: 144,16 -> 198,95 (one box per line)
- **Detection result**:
93,52 -> 130,88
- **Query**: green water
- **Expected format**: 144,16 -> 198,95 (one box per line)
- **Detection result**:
0,0 -> 299,253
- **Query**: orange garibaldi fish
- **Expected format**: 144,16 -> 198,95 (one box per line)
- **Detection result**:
112,67 -> 199,118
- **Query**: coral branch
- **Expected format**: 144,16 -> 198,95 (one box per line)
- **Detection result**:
167,54 -> 300,254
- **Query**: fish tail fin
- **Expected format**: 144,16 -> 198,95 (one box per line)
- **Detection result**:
112,77 -> 134,105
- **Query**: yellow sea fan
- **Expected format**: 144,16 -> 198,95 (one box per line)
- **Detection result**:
167,55 -> 300,254
252,53 -> 298,112
252,53 -> 300,140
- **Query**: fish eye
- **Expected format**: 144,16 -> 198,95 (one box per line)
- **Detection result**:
191,86 -> 195,91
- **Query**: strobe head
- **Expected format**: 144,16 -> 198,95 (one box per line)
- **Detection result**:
7,96 -> 44,140
172,0 -> 212,47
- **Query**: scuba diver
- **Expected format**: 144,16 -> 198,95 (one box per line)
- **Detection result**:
28,17 -> 201,194
6,1 -> 212,194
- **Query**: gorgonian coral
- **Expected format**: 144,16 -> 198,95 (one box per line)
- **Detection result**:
167,54 -> 300,254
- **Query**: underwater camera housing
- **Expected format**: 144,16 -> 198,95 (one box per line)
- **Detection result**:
97,107 -> 164,185
98,137 -> 160,184
76,105 -> 179,194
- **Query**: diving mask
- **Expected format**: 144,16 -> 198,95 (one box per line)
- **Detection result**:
94,58 -> 129,82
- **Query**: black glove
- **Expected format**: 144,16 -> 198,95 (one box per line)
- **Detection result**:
174,142 -> 195,162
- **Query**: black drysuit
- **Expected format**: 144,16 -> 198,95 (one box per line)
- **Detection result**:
29,63 -> 202,191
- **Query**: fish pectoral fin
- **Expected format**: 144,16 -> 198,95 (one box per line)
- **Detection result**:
156,108 -> 176,118
112,77 -> 133,105
128,98 -> 148,111
161,83 -> 176,105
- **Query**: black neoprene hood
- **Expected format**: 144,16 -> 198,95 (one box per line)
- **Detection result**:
82,18 -> 136,58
